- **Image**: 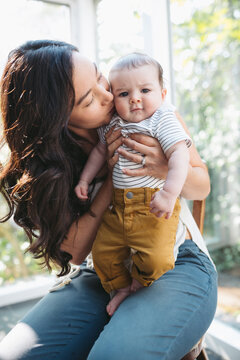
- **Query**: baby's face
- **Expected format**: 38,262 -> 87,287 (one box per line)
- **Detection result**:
109,64 -> 166,123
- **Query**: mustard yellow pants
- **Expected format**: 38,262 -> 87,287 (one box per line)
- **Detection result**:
92,188 -> 181,293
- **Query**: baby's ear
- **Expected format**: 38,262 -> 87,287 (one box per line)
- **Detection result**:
161,88 -> 167,100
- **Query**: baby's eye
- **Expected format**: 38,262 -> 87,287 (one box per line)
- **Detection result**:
141,88 -> 150,93
119,91 -> 128,97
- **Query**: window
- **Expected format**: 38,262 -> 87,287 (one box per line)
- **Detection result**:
96,0 -> 146,75
0,0 -> 71,74
96,0 -> 175,102
170,0 -> 240,340
170,0 -> 240,250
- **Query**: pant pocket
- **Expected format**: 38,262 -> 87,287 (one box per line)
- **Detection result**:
178,242 -> 217,277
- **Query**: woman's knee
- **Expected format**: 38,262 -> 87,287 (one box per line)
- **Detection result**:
88,335 -> 141,360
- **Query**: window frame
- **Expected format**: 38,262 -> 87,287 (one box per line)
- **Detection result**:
141,0 -> 175,103
38,0 -> 98,60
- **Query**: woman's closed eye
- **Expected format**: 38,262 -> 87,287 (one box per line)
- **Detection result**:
85,96 -> 94,107
97,72 -> 103,83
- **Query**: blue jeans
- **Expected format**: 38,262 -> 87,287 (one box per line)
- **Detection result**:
0,240 -> 217,360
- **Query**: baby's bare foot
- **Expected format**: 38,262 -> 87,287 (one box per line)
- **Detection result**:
130,278 -> 143,292
106,286 -> 131,316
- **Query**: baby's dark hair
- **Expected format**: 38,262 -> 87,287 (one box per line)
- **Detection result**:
109,52 -> 164,87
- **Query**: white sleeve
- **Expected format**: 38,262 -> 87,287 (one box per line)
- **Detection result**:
97,115 -> 120,144
153,108 -> 192,153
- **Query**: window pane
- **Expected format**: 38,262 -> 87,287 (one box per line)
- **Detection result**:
0,0 -> 71,74
96,0 -> 146,74
170,0 -> 240,249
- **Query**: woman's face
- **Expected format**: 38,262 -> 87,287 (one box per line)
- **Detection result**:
69,52 -> 114,131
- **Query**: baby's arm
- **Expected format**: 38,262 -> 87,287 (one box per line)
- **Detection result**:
75,141 -> 107,199
150,141 -> 189,218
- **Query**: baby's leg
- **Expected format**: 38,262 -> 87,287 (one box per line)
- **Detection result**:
130,278 -> 143,292
92,206 -> 132,307
107,278 -> 144,316
107,285 -> 131,316
130,199 -> 181,287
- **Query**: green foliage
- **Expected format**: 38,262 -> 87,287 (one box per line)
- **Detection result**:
172,0 -> 240,248
210,243 -> 240,272
0,222 -> 48,285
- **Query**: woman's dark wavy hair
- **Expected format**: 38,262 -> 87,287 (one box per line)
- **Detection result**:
0,40 -> 93,276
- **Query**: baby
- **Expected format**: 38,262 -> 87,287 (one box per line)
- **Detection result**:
75,53 -> 191,316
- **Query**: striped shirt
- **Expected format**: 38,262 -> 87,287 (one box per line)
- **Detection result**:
98,105 -> 192,189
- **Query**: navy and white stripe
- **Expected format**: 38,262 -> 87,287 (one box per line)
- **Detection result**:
97,105 -> 192,189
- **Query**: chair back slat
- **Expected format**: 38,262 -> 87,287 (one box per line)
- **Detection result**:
192,200 -> 206,235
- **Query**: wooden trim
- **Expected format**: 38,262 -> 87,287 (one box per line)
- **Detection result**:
192,199 -> 206,235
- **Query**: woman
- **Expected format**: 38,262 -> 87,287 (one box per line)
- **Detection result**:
0,40 -> 217,360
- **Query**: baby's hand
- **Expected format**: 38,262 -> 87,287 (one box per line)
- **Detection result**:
75,180 -> 89,200
150,190 -> 177,219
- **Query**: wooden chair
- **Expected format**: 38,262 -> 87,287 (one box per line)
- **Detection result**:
181,199 -> 209,360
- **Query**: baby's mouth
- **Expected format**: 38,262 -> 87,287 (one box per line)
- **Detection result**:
131,108 -> 143,112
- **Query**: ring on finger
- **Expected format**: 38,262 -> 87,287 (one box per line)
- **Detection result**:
141,155 -> 146,166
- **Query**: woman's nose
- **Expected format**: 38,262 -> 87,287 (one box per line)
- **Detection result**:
97,76 -> 113,105
100,87 -> 113,105
97,78 -> 113,106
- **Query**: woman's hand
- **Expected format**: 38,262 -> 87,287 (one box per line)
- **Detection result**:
105,127 -> 168,179
119,134 -> 168,179
105,127 -> 122,170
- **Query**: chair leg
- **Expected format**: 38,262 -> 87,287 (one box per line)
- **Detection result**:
197,348 -> 209,360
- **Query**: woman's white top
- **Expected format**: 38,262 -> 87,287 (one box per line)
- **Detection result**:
175,197 -> 213,263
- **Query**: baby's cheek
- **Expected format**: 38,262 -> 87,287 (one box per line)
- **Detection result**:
114,99 -> 121,108
115,102 -> 125,116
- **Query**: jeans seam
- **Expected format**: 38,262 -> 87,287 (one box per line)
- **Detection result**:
165,266 -> 214,360
179,245 -> 215,277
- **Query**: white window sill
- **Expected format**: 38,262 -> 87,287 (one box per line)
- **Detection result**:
0,275 -> 55,308
205,318 -> 240,360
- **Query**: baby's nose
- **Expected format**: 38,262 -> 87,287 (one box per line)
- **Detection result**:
130,98 -> 141,104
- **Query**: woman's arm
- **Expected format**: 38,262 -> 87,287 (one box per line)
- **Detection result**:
61,174 -> 113,264
106,114 -> 210,201
174,111 -> 210,200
